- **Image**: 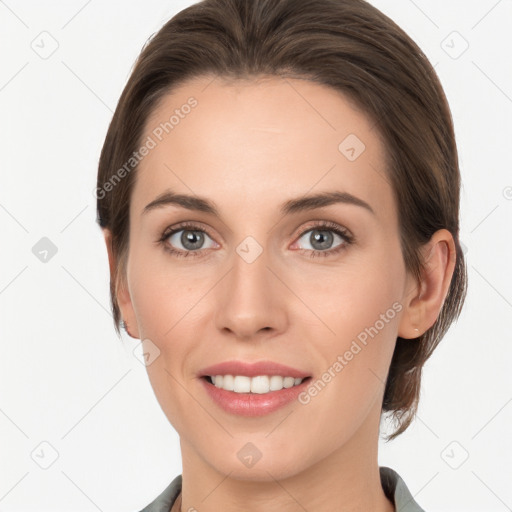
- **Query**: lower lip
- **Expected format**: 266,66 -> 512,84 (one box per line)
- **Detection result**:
200,377 -> 311,417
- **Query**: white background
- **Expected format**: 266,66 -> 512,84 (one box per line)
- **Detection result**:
1,1 -> 511,511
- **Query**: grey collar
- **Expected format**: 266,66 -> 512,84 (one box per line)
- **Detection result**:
139,466 -> 426,512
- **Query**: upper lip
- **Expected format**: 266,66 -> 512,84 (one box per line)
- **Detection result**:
199,360 -> 311,379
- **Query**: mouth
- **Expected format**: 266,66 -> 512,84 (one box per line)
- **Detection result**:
197,361 -> 313,416
199,371 -> 313,416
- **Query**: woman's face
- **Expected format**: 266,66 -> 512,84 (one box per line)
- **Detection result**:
116,75 -> 418,480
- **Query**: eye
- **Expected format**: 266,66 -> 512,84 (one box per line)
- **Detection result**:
157,220 -> 354,259
158,222 -> 218,258
292,221 -> 354,257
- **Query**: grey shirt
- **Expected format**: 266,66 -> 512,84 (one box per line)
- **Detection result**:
139,466 -> 425,511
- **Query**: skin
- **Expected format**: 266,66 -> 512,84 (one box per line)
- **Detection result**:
104,75 -> 456,512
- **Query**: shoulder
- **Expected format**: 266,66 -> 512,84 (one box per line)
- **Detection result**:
138,474 -> 182,512
380,466 -> 426,512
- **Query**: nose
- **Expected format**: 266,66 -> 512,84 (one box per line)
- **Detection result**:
214,241 -> 288,340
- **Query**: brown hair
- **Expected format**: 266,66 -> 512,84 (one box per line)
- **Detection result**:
96,0 -> 468,440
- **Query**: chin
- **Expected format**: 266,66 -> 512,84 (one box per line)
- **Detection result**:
204,446 -> 310,483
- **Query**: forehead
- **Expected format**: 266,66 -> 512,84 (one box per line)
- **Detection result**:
133,75 -> 395,224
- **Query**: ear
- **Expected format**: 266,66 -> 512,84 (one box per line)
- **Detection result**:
398,229 -> 457,339
102,228 -> 140,339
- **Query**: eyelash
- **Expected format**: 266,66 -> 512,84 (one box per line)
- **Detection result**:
157,220 -> 355,259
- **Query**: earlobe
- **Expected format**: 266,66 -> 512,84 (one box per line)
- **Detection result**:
398,229 -> 456,339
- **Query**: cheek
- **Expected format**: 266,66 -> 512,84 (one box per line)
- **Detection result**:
293,256 -> 402,420
295,252 -> 403,349
127,245 -> 198,337
295,265 -> 402,438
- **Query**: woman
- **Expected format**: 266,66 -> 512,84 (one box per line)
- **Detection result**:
96,0 -> 467,510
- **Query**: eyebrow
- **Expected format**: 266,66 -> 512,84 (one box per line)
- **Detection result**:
142,189 -> 375,217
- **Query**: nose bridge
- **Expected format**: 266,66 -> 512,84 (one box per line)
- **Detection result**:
215,234 -> 286,337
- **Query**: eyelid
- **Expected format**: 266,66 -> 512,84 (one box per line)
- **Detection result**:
292,219 -> 353,240
159,221 -> 217,242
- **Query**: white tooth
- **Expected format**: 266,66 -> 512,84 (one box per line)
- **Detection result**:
269,375 -> 284,391
233,375 -> 251,393
222,374 -> 234,391
209,375 -> 304,393
250,375 -> 270,394
283,376 -> 295,388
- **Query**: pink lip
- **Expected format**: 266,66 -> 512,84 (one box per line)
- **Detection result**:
199,376 -> 311,417
198,360 -> 311,379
